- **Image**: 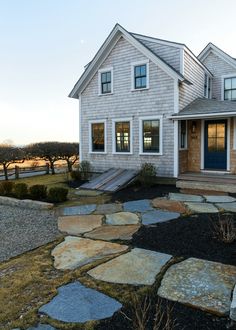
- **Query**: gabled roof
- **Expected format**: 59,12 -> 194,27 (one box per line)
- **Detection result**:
170,98 -> 236,120
198,43 -> 236,70
69,24 -> 187,99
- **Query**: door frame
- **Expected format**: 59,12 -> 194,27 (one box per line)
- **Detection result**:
200,118 -> 230,171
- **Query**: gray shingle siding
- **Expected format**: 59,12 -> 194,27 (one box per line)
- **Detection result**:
202,51 -> 236,100
81,36 -> 175,176
179,51 -> 205,110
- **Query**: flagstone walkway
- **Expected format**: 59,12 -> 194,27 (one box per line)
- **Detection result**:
31,193 -> 236,327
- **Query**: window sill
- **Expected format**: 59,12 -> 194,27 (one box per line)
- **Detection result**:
89,152 -> 107,154
139,152 -> 162,156
112,152 -> 133,155
179,148 -> 188,151
131,87 -> 149,92
98,92 -> 113,96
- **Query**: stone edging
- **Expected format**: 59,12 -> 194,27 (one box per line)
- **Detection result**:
0,196 -> 54,210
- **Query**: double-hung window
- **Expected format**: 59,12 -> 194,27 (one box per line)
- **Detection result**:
224,77 -> 236,101
98,68 -> 113,95
131,60 -> 149,90
139,116 -> 162,155
89,120 -> 106,153
179,120 -> 187,149
112,119 -> 132,153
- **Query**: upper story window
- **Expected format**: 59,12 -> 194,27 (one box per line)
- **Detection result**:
224,77 -> 236,101
98,68 -> 113,95
204,74 -> 211,99
131,60 -> 149,91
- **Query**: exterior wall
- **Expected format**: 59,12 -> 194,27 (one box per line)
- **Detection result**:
80,36 -> 176,176
202,51 -> 236,100
179,149 -> 188,173
136,38 -> 181,72
179,51 -> 206,110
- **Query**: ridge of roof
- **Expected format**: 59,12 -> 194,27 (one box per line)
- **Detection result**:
131,32 -> 185,47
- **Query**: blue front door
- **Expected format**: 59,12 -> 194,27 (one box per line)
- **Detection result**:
204,120 -> 227,170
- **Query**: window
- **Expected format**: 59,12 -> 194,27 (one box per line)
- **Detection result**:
89,121 -> 106,153
204,74 -> 208,97
179,120 -> 187,149
139,116 -> 162,155
134,65 -> 146,89
115,121 -> 130,152
224,77 -> 236,101
204,74 -> 211,98
131,60 -> 149,90
98,68 -> 113,95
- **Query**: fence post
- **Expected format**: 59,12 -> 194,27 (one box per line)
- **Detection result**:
46,163 -> 50,174
15,165 -> 19,179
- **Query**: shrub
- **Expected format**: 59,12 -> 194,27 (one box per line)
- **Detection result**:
14,183 -> 28,199
0,181 -> 15,196
137,163 -> 157,186
47,187 -> 68,203
79,161 -> 91,180
29,184 -> 47,201
70,167 -> 81,181
211,213 -> 236,243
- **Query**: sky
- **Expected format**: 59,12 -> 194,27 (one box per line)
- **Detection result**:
0,0 -> 236,145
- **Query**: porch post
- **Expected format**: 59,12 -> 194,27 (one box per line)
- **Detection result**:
174,120 -> 179,177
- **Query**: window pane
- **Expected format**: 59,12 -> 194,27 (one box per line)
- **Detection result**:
208,124 -> 217,138
180,121 -> 187,148
135,66 -> 141,77
102,83 -> 107,93
141,77 -> 146,88
232,90 -> 236,100
140,65 -> 146,76
143,120 -> 159,152
225,78 -> 231,90
232,78 -> 236,89
101,73 -> 107,83
106,72 -> 111,82
92,123 -> 104,152
134,64 -> 147,89
115,122 -> 130,152
225,90 -> 231,100
135,77 -> 142,88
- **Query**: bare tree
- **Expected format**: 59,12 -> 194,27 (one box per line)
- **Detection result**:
57,142 -> 79,172
0,144 -> 25,180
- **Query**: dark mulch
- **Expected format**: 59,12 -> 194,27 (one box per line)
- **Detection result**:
132,213 -> 236,266
111,183 -> 179,203
67,179 -> 87,188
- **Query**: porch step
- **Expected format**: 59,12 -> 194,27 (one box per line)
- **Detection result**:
176,179 -> 236,194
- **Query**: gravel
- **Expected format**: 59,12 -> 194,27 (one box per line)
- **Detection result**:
0,205 -> 61,262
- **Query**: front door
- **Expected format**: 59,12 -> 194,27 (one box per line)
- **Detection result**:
204,120 -> 227,170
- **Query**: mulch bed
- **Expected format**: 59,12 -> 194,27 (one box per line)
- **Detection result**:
97,205 -> 236,330
111,183 -> 179,202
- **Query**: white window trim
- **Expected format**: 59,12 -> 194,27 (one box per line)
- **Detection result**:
131,60 -> 149,91
89,119 -> 107,154
221,73 -> 236,101
233,117 -> 236,150
112,117 -> 133,154
98,67 -> 113,96
179,120 -> 188,150
139,115 -> 163,155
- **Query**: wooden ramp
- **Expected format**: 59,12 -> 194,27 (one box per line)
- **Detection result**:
80,168 -> 137,192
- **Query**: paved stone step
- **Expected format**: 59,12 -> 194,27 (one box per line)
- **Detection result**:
62,204 -> 96,216
123,199 -> 153,213
152,198 -> 187,213
105,212 -> 140,225
141,210 -> 180,225
52,237 -> 128,270
216,202 -> 236,212
88,248 -> 172,286
58,215 -> 103,235
39,281 -> 122,323
94,203 -> 123,214
158,257 -> 236,315
169,193 -> 203,202
185,202 -> 219,213
84,225 -> 140,241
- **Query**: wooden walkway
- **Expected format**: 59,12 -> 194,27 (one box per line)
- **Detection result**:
80,168 -> 137,192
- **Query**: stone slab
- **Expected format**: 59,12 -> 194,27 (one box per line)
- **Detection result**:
123,199 -> 153,213
58,215 -> 103,235
0,196 -> 54,210
88,248 -> 172,285
216,202 -> 236,212
185,202 -> 219,213
27,325 -> 56,330
75,189 -> 103,196
84,225 -> 140,241
204,195 -> 236,203
94,203 -> 123,214
62,204 -> 96,216
158,258 -> 236,315
52,236 -> 128,270
230,285 -> 236,321
105,212 -> 140,225
152,198 -> 187,213
169,193 -> 203,202
142,210 -> 180,225
39,281 -> 122,323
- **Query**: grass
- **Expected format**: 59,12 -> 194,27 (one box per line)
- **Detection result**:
0,240 -> 145,330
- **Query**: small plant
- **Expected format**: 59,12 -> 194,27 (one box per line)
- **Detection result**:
70,166 -> 81,181
138,163 -> 157,186
79,160 -> 91,180
29,184 -> 47,201
0,181 -> 15,196
210,213 -> 236,243
14,183 -> 28,199
47,187 -> 68,203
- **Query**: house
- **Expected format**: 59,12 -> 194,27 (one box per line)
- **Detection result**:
69,24 -> 236,191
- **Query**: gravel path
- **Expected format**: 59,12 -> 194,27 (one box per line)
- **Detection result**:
0,205 -> 61,262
